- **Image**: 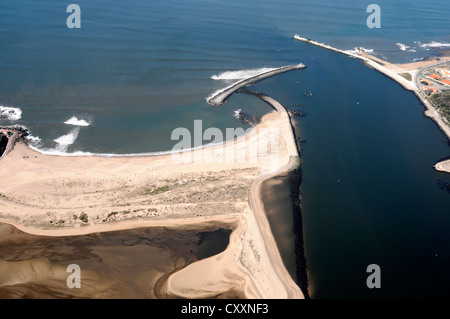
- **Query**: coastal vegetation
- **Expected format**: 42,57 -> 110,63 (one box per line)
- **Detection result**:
145,185 -> 170,195
79,212 -> 88,223
399,72 -> 412,81
430,91 -> 450,122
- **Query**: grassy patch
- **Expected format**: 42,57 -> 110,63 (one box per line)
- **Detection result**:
107,211 -> 119,218
399,73 -> 412,81
144,185 -> 170,195
430,91 -> 450,122
0,193 -> 12,201
79,212 -> 89,223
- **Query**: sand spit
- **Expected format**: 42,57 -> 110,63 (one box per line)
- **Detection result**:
435,159 -> 450,174
0,83 -> 305,298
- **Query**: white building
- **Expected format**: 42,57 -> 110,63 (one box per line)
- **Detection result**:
438,68 -> 450,78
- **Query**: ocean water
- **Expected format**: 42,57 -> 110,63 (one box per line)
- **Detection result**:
1,0 -> 450,298
1,0 -> 449,154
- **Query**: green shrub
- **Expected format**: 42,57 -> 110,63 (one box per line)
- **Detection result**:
79,212 -> 88,223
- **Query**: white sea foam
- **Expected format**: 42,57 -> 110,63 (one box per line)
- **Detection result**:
64,116 -> 90,126
54,128 -> 80,152
344,47 -> 374,55
0,106 -> 22,121
207,66 -> 281,104
211,68 -> 277,81
396,43 -> 410,51
358,47 -> 374,54
26,135 -> 42,146
206,82 -> 238,104
27,124 -> 215,157
419,41 -> 450,48
28,139 -> 223,158
27,145 -> 193,157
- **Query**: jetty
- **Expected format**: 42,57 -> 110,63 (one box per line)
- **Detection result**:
240,87 -> 306,298
293,34 -> 363,59
292,34 -> 417,91
293,34 -> 450,173
207,63 -> 306,105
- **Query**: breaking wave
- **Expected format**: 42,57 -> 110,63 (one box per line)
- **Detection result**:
206,66 -> 286,104
54,128 -> 80,152
211,67 -> 277,82
0,106 -> 22,121
27,138 -> 223,158
396,43 -> 409,51
344,47 -> 374,55
419,41 -> 450,48
26,135 -> 42,145
64,116 -> 90,126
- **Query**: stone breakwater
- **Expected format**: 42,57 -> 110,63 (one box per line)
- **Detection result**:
207,63 -> 306,106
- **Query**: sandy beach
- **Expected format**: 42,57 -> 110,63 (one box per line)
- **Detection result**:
0,92 -> 304,298
434,159 -> 450,174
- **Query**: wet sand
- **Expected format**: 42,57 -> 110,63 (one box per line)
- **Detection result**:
260,175 -> 297,281
0,221 -> 236,299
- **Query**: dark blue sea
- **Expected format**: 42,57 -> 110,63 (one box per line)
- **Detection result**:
1,0 -> 450,298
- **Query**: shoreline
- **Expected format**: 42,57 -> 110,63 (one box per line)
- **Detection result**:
244,92 -> 304,298
237,88 -> 309,296
0,83 -> 305,298
293,34 -> 450,173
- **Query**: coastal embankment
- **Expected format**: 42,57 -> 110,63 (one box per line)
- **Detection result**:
208,63 -> 306,106
293,34 -> 450,174
238,88 -> 309,296
239,89 -> 307,298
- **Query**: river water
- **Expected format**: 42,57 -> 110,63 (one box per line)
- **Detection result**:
253,45 -> 450,298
